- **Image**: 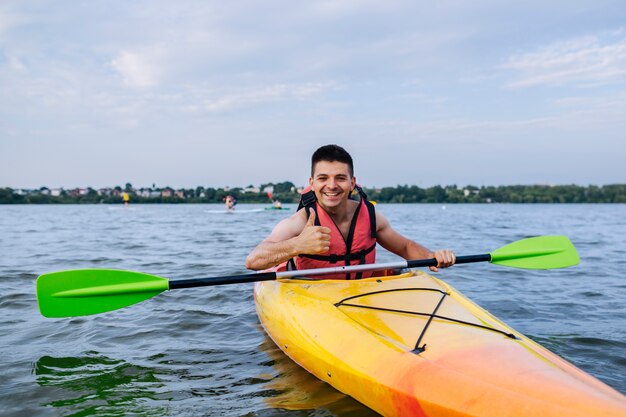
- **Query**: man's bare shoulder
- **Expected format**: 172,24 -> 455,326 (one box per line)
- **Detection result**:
375,209 -> 390,232
264,209 -> 308,242
285,208 -> 308,227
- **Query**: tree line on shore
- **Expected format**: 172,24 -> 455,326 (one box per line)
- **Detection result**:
2,183 -> 625,204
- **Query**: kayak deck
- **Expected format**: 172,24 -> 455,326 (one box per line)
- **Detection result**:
254,270 -> 626,417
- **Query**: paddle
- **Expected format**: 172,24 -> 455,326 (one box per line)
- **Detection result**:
36,235 -> 578,318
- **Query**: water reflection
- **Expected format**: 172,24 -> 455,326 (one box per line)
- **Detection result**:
34,352 -> 169,416
256,328 -> 380,416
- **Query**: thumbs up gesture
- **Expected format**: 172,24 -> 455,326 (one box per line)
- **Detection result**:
296,210 -> 331,255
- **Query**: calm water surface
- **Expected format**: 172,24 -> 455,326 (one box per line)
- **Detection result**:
1,204 -> 625,416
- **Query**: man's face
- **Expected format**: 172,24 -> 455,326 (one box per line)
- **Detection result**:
309,160 -> 356,210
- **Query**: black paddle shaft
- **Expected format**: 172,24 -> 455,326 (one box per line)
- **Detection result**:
169,271 -> 277,289
407,254 -> 491,268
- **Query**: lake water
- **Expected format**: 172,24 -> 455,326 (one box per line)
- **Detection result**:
1,203 -> 625,416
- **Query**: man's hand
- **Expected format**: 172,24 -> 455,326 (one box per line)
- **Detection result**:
295,210 -> 331,255
429,249 -> 456,272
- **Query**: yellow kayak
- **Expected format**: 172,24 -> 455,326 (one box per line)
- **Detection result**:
254,270 -> 626,417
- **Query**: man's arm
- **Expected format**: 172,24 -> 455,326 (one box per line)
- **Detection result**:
245,210 -> 331,270
375,211 -> 455,272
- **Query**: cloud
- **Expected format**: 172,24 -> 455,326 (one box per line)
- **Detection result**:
305,0 -> 402,18
111,49 -> 165,88
107,27 -> 265,90
0,7 -> 25,37
502,30 -> 626,88
181,82 -> 338,113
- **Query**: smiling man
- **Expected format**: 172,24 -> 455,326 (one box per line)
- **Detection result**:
245,144 -> 455,278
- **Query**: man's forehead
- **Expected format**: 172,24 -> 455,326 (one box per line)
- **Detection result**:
312,160 -> 351,176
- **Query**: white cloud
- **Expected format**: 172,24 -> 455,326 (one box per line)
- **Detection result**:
502,30 -> 626,88
182,82 -> 338,113
305,0 -> 402,18
5,53 -> 26,71
0,7 -> 23,37
111,49 -> 165,88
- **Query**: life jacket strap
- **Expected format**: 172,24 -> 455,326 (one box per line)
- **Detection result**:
298,189 -> 319,225
298,190 -> 316,211
353,185 -> 377,239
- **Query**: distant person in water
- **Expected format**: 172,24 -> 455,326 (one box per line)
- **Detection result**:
225,195 -> 236,211
123,192 -> 130,207
273,200 -> 282,209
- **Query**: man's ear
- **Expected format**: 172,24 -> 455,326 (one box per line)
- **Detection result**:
351,176 -> 356,189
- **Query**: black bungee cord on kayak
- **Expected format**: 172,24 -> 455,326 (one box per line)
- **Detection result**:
334,287 -> 518,354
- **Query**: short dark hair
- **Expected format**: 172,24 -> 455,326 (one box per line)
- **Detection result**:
311,144 -> 354,177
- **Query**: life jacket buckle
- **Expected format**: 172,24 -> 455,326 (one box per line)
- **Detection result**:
299,190 -> 316,209
328,254 -> 340,263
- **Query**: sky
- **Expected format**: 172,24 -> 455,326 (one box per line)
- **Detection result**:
1,0 -> 625,189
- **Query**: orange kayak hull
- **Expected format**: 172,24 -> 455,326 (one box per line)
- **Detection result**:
254,271 -> 626,417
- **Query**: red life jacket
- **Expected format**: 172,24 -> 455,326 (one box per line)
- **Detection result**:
288,185 -> 377,279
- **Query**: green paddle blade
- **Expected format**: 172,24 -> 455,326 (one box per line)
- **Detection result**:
489,235 -> 579,269
36,269 -> 169,318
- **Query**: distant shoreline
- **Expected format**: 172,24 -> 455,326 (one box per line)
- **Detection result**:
2,184 -> 625,204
